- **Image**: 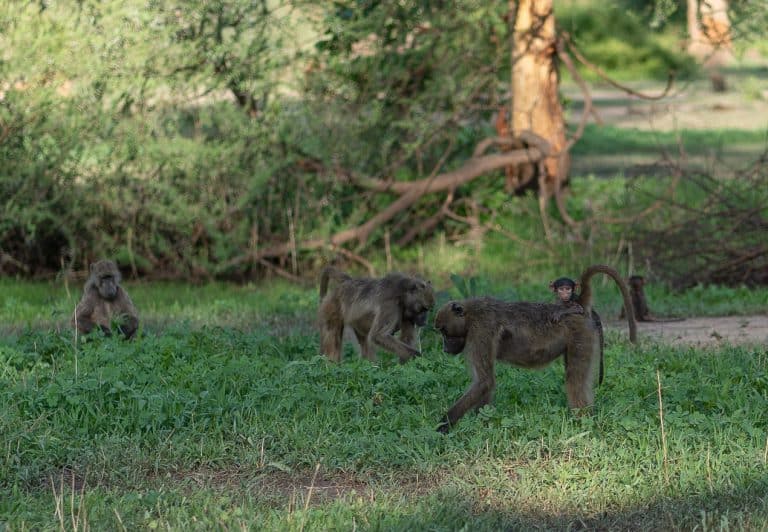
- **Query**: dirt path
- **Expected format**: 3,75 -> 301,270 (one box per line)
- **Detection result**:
607,315 -> 768,347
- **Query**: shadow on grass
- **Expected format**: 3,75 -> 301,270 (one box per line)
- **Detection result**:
379,476 -> 768,531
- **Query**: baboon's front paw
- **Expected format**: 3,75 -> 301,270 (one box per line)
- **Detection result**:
436,417 -> 452,434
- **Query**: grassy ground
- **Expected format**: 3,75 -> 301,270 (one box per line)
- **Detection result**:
1,279 -> 768,530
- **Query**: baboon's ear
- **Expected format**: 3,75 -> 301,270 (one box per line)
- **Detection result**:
409,279 -> 424,291
450,302 -> 465,317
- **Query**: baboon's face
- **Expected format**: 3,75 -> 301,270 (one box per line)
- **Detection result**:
434,301 -> 468,354
555,285 -> 573,302
90,260 -> 121,300
97,274 -> 118,300
402,279 -> 435,326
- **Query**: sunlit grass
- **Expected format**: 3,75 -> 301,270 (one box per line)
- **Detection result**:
1,321 -> 767,529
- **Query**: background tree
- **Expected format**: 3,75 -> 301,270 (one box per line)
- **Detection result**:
687,0 -> 733,91
509,0 -> 569,236
5,0 -> 764,281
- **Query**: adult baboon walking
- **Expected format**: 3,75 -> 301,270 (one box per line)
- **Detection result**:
433,264 -> 636,432
72,259 -> 139,339
318,266 -> 435,363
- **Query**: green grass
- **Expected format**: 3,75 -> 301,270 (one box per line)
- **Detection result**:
2,280 -> 768,530
0,279 -> 317,333
570,125 -> 768,158
3,273 -> 767,334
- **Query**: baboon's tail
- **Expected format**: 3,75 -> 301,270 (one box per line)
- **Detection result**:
319,266 -> 351,298
579,264 -> 637,344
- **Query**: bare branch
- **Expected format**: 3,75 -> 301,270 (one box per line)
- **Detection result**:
557,37 -> 601,151
397,190 -> 455,247
328,246 -> 376,276
351,144 -> 548,195
562,32 -> 675,101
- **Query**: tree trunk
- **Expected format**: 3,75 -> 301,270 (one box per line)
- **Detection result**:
509,0 -> 569,234
688,0 -> 733,58
687,0 -> 733,91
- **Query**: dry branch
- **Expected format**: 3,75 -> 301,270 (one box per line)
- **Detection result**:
222,141 -> 550,268
562,32 -> 675,101
351,142 -> 550,195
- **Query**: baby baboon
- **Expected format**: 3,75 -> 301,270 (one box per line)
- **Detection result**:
434,264 -> 636,432
549,275 -> 606,385
72,260 -> 139,339
549,276 -> 585,321
318,266 -> 435,363
619,275 -> 684,323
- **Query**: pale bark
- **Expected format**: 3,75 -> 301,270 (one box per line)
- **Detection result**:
687,0 -> 733,66
511,0 -> 569,186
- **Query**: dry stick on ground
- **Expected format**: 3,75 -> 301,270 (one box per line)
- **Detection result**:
258,258 -> 303,283
442,200 -> 485,245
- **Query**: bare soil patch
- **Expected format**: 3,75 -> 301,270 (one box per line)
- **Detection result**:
608,314 -> 768,346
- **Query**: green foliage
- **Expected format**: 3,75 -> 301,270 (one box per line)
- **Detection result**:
0,0 -> 764,285
557,1 -> 697,80
448,273 -> 490,299
0,1 -> 325,279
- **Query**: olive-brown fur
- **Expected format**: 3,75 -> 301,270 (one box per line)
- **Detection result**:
619,275 -> 684,322
318,266 -> 435,363
72,260 -> 139,339
433,264 -> 636,432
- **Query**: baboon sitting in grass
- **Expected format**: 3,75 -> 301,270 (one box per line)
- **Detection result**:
72,259 -> 139,339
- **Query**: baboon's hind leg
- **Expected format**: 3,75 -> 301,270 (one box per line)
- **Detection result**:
564,337 -> 598,410
319,300 -> 344,362
353,329 -> 377,362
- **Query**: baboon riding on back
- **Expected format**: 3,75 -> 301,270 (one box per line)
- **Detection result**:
433,264 -> 637,432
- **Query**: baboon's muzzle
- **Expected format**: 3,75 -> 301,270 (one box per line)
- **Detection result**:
441,335 -> 466,354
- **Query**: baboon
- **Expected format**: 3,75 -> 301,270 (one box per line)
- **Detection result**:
549,275 -> 607,385
619,275 -> 684,323
434,264 -> 636,432
318,266 -> 435,363
72,260 -> 139,339
549,276 -> 585,320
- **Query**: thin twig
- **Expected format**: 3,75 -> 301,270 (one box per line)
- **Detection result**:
563,32 -> 675,100
258,258 -> 303,283
299,463 -> 321,532
656,369 -> 669,485
327,246 -> 376,276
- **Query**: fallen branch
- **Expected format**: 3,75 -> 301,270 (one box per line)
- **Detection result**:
258,258 -> 304,283
397,190 -> 455,247
222,140 -> 548,267
350,142 -> 549,195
